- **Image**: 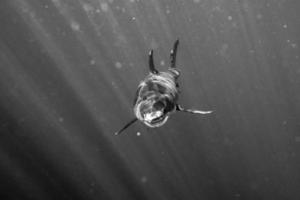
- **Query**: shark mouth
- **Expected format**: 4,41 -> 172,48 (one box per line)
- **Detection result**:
143,110 -> 169,128
134,95 -> 172,128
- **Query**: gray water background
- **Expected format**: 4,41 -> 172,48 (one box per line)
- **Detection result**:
0,0 -> 299,199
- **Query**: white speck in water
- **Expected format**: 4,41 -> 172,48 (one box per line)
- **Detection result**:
220,43 -> 229,57
19,118 -> 26,123
256,14 -> 262,20
61,31 -> 66,37
90,60 -> 96,65
160,60 -> 165,66
234,193 -> 241,198
228,16 -> 233,21
58,117 -> 64,122
111,82 -> 118,89
141,176 -> 147,183
115,61 -> 122,69
283,24 -> 287,29
71,21 -> 80,31
100,3 -> 109,12
131,17 -> 136,21
258,39 -> 262,45
137,132 -> 141,136
83,3 -> 93,13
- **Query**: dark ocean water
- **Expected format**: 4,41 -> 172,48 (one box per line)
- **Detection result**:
0,0 -> 300,199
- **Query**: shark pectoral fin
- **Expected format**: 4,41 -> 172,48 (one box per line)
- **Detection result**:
176,104 -> 213,114
185,110 -> 213,114
115,118 -> 138,135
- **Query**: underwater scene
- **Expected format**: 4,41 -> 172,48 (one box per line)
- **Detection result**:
0,0 -> 299,199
